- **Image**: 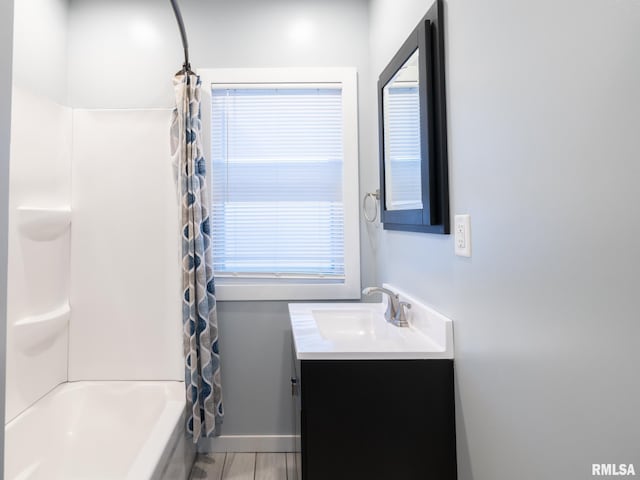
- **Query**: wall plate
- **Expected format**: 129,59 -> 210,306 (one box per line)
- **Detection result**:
454,214 -> 471,257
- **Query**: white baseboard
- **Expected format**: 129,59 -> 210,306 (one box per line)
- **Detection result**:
197,435 -> 299,453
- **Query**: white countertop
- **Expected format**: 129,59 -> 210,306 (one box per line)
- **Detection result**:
289,285 -> 454,360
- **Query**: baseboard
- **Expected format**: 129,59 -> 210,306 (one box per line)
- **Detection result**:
197,435 -> 298,453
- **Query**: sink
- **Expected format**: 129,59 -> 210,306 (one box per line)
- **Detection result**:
312,309 -> 381,341
288,284 -> 454,360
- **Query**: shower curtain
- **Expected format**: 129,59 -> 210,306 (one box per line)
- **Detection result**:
171,72 -> 224,441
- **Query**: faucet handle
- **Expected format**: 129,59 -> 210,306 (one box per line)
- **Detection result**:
395,302 -> 412,327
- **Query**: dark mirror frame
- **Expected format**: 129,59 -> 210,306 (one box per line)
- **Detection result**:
378,0 -> 449,234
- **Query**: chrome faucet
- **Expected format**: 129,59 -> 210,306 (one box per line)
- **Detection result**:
362,287 -> 411,328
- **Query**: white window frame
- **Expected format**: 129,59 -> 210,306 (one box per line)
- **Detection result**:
198,67 -> 361,301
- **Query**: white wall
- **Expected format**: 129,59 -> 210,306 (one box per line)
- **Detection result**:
369,0 -> 640,479
5,0 -> 71,423
0,0 -> 16,469
67,0 -> 372,442
68,109 -> 183,381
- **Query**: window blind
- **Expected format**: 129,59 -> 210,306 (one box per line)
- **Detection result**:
211,87 -> 345,279
383,85 -> 423,210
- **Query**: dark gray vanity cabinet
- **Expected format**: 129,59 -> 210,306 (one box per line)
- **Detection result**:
290,351 -> 457,480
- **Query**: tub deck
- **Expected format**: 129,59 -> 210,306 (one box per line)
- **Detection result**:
4,381 -> 194,480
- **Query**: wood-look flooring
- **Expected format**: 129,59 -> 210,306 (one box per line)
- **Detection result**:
189,453 -> 297,480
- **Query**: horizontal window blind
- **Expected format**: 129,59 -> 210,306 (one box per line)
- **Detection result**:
211,87 -> 345,278
383,85 -> 423,210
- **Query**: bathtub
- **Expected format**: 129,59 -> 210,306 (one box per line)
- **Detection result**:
4,381 -> 195,480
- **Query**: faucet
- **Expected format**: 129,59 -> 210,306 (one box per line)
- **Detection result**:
362,287 -> 411,328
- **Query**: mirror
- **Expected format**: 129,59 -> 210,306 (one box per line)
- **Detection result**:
377,0 -> 449,233
382,49 -> 423,211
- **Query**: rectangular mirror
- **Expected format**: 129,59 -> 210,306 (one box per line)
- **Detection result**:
378,0 -> 449,233
383,48 -> 423,211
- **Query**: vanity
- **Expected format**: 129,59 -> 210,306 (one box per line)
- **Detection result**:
288,285 -> 457,480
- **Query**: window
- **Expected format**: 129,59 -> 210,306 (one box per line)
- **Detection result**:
199,68 -> 360,301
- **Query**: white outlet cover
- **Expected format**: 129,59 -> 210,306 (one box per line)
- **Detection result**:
454,214 -> 471,257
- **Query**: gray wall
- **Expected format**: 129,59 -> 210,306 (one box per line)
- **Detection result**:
369,0 -> 640,479
67,0 -> 372,437
68,0 -> 371,109
0,0 -> 15,474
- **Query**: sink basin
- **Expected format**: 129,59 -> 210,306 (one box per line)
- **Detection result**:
288,284 -> 454,360
313,309 -> 381,341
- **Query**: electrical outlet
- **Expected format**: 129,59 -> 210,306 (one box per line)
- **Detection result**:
454,214 -> 471,257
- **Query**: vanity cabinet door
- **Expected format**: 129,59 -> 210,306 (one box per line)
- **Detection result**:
300,359 -> 456,480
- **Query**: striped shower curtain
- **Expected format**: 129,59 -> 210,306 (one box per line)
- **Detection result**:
171,73 -> 224,441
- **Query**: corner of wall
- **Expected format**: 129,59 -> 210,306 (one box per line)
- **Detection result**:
0,0 -> 16,465
5,0 -> 72,423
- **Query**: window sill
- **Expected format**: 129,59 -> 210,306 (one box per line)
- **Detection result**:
214,281 -> 361,302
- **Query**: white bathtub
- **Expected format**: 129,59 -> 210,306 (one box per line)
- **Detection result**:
4,381 -> 195,480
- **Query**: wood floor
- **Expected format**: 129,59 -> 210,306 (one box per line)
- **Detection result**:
189,453 -> 297,480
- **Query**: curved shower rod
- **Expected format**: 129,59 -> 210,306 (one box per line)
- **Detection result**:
170,0 -> 193,74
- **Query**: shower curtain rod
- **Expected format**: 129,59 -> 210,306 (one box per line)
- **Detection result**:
169,0 -> 192,74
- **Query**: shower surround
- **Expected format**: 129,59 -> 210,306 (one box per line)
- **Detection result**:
5,1 -> 190,478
